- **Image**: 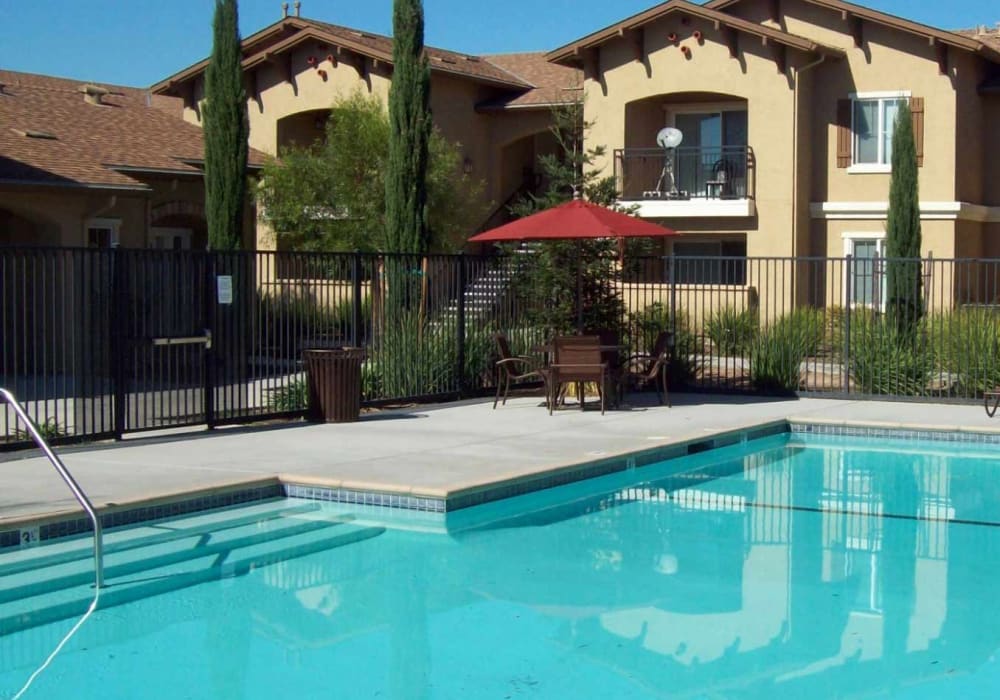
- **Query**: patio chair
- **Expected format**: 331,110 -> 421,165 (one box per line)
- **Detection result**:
493,333 -> 549,409
549,335 -> 609,415
620,330 -> 672,406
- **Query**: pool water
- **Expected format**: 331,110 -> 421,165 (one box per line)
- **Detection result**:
3,432 -> 1000,699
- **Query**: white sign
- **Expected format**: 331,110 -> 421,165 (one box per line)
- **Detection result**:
217,275 -> 233,305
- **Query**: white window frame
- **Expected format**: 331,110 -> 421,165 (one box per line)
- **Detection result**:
85,217 -> 120,248
847,91 -> 910,174
842,232 -> 886,309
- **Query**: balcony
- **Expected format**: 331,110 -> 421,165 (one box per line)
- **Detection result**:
614,145 -> 756,218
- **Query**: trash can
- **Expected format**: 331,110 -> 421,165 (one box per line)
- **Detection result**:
303,347 -> 365,423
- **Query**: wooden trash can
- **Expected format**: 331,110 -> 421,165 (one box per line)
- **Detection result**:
303,347 -> 365,423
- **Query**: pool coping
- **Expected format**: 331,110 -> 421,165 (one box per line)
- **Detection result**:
5,416 -> 1000,551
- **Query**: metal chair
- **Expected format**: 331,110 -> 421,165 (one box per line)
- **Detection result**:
620,330 -> 672,406
493,333 -> 548,409
549,335 -> 608,415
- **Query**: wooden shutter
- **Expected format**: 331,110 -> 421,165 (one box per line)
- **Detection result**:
836,98 -> 852,168
910,96 -> 924,167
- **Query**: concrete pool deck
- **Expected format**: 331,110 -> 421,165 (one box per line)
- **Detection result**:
3,392 -> 1000,525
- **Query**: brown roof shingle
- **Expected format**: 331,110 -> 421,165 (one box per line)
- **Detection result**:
480,53 -> 582,109
0,70 -> 264,189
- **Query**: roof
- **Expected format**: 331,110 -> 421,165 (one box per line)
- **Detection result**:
547,0 -> 846,65
478,53 -> 582,109
0,70 -> 265,190
153,16 -> 535,95
705,0 -> 1000,62
954,26 -> 1000,54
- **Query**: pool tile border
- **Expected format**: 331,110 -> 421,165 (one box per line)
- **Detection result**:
788,420 -> 1000,444
7,418 -> 1000,552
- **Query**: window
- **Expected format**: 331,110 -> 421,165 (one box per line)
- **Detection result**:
673,239 -> 747,285
844,235 -> 885,308
85,218 -> 120,248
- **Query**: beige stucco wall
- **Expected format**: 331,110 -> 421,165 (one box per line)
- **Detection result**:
179,46 -> 561,250
585,12 -> 806,259
985,97 -> 1000,207
0,176 -> 252,249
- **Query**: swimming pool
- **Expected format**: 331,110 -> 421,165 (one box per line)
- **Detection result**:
3,431 -> 1000,698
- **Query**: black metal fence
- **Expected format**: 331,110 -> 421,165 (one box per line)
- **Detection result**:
4,248 -> 1000,448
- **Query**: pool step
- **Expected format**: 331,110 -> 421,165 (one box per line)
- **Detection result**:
0,511 -> 346,605
0,514 -> 385,636
0,499 -> 320,577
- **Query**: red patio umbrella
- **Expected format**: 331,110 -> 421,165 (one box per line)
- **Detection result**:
469,199 -> 679,331
468,198 -> 679,242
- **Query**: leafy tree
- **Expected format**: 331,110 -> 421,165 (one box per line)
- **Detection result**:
385,0 -> 432,254
203,0 -> 249,250
508,100 -> 627,335
885,101 -> 922,335
256,91 -> 483,253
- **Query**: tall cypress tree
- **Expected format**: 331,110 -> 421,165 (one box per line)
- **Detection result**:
385,0 -> 431,254
203,0 -> 249,250
885,101 -> 922,335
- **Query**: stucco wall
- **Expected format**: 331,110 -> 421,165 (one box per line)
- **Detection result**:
585,12 -> 804,259
985,97 -> 1000,207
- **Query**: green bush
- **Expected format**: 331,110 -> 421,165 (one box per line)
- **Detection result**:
849,313 -> 933,396
705,306 -> 758,356
259,291 -> 372,358
927,308 -> 1000,396
749,313 -> 814,393
15,417 -> 67,442
365,311 -> 499,400
266,379 -> 308,412
780,306 -> 826,357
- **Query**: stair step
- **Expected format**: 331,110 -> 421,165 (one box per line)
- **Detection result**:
0,499 -> 319,578
0,516 -> 384,636
0,512 -> 345,604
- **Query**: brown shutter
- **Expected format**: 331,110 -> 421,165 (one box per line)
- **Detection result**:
836,98 -> 852,168
910,96 -> 924,167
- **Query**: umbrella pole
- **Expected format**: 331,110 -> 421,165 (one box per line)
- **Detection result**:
576,242 -> 583,333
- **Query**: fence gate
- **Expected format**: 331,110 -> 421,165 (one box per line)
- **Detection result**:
118,251 -> 213,433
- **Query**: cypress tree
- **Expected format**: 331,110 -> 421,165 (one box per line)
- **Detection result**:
385,0 -> 432,254
203,0 -> 249,250
885,101 -> 922,335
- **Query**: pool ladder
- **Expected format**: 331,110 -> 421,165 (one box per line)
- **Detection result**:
1,388 -> 104,589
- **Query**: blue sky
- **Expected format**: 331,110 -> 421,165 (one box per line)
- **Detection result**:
0,0 -> 993,87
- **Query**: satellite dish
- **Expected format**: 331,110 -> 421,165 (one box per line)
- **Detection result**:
656,127 -> 683,149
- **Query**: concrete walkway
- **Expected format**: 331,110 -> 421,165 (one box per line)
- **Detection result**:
3,393 -> 998,523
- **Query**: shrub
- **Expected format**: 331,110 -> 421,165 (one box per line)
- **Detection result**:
780,306 -> 826,357
849,313 -> 933,396
705,306 -> 758,356
927,308 -> 1000,396
749,313 -> 814,393
15,417 -> 67,442
266,379 -> 308,412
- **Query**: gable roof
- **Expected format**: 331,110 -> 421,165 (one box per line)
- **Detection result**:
546,0 -> 845,65
152,16 -> 534,96
478,53 -> 582,109
0,70 -> 265,190
705,0 -> 1000,62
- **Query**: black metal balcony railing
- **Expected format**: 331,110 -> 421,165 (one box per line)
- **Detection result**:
614,145 -> 755,202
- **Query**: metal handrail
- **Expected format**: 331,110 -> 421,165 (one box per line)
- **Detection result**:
1,388 -> 104,588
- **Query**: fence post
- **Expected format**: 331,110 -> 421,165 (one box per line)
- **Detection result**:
456,253 -> 467,397
843,255 -> 852,396
667,251 -> 677,343
204,252 -> 217,430
352,250 -> 363,348
111,248 -> 127,440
